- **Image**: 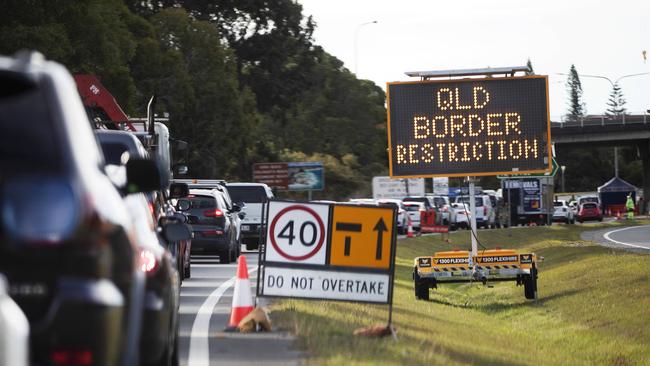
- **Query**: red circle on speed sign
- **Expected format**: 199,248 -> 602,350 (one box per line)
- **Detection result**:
269,205 -> 326,261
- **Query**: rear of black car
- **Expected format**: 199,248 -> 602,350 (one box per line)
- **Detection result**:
184,193 -> 234,259
0,56 -> 141,366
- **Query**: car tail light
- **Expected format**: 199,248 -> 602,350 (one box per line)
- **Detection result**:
203,230 -> 224,236
139,250 -> 158,274
51,349 -> 93,366
442,206 -> 448,212
483,206 -> 487,216
1,176 -> 80,245
203,209 -> 224,217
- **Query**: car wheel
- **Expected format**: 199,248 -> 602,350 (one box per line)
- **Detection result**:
413,268 -> 429,301
220,248 -> 232,264
184,255 -> 191,279
524,267 -> 538,300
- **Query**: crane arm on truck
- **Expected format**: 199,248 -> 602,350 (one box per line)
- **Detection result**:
73,74 -> 136,131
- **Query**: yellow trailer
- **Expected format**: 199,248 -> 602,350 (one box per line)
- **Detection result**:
413,249 -> 538,300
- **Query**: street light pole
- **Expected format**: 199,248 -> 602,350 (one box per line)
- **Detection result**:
561,165 -> 566,193
354,20 -> 378,75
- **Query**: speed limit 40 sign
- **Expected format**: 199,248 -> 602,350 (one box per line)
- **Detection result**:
265,201 -> 329,265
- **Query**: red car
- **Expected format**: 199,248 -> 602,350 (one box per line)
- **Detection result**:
577,202 -> 603,223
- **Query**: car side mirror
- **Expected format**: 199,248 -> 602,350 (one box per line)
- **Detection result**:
126,158 -> 162,193
162,222 -> 192,242
238,212 -> 246,220
169,182 -> 189,199
232,203 -> 242,212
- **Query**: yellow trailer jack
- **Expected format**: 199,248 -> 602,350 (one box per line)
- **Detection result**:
413,249 -> 538,300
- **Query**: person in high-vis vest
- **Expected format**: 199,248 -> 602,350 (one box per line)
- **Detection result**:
626,194 -> 635,219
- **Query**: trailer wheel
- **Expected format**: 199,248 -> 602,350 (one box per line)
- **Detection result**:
524,267 -> 538,300
413,268 -> 429,300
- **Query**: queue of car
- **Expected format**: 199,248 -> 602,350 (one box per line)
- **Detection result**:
0,51 -> 198,365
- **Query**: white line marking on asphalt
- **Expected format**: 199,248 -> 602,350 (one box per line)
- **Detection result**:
603,225 -> 650,249
187,267 -> 258,366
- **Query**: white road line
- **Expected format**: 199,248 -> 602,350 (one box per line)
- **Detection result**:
188,267 -> 258,366
603,225 -> 650,249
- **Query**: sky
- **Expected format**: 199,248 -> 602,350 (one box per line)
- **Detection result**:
298,0 -> 650,121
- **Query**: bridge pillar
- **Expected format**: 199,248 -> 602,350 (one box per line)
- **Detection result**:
641,140 -> 650,215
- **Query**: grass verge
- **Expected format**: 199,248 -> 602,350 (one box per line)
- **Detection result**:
271,220 -> 650,366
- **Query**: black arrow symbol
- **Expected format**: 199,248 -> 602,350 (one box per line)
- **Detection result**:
373,218 -> 388,260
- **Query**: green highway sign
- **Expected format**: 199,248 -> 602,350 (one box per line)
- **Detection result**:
498,157 -> 558,179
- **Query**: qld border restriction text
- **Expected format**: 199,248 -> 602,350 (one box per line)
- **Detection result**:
387,76 -> 550,177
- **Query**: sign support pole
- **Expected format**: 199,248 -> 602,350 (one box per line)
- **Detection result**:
469,179 -> 478,257
308,190 -> 312,201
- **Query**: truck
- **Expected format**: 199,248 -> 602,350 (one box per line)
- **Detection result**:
501,177 -> 554,226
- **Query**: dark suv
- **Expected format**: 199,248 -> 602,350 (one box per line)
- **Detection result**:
179,189 -> 241,263
0,52 -> 159,365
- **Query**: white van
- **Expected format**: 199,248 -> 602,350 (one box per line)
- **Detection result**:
452,195 -> 496,229
226,183 -> 274,250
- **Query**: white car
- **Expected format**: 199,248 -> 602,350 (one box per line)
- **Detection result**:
553,200 -> 575,224
450,204 -> 471,229
403,201 -> 426,230
226,183 -> 274,250
452,195 -> 496,229
377,199 -> 408,234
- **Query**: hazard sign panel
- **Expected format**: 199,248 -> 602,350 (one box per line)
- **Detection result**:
329,205 -> 394,269
387,76 -> 552,178
265,201 -> 329,265
259,200 -> 398,305
262,267 -> 391,303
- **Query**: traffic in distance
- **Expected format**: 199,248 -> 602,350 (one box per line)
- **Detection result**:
1,5 -> 649,364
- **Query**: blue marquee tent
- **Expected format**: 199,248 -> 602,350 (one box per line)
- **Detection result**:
597,177 -> 637,208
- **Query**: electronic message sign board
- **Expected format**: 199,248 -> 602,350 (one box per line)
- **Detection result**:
387,76 -> 551,178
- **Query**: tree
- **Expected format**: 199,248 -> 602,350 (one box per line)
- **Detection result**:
565,64 -> 586,121
605,82 -> 627,117
525,58 -> 534,75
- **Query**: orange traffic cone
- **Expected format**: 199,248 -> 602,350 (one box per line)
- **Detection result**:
407,216 -> 414,238
226,256 -> 254,331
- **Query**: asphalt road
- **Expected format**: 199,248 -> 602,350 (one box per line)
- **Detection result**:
581,224 -> 650,252
178,252 -> 304,366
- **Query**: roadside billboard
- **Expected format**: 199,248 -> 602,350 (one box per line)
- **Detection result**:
386,76 -> 552,178
372,176 -> 425,199
253,162 -> 324,191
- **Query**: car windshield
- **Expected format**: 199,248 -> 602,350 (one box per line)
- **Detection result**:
186,195 -> 217,209
580,197 -> 598,204
455,196 -> 483,206
226,185 -> 267,203
403,203 -> 422,211
100,142 -> 129,165
554,201 -> 564,207
432,197 -> 446,206
0,75 -> 63,174
583,203 -> 597,209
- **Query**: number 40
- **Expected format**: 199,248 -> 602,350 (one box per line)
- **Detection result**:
278,220 -> 317,246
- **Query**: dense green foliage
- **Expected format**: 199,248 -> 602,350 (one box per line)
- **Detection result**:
0,0 -> 386,199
